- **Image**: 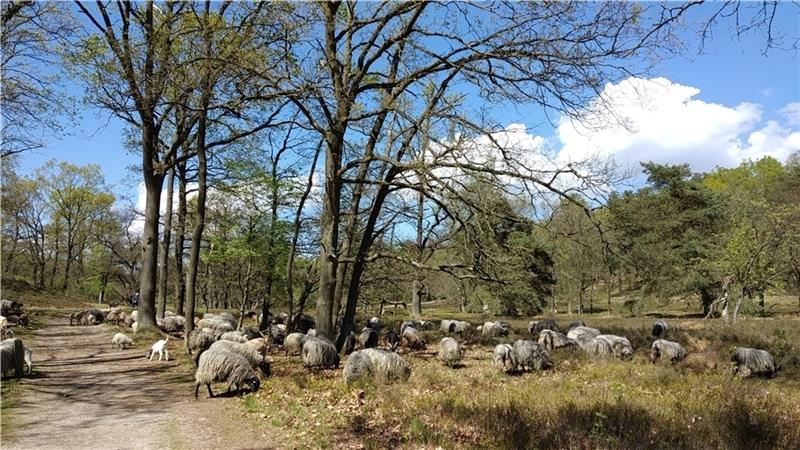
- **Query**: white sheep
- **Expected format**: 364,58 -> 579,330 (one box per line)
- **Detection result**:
0,339 -> 32,375
148,337 -> 169,361
111,332 -> 133,350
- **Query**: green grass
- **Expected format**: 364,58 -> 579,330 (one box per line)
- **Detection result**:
242,312 -> 800,449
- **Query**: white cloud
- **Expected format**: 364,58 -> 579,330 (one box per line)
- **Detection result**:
556,77 -> 769,172
780,102 -> 800,126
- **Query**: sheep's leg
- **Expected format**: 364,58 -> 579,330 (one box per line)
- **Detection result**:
165,349 -> 169,361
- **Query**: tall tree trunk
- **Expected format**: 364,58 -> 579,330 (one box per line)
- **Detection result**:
137,137 -> 165,331
287,144 -> 321,330
157,167 -> 175,318
184,116 -> 208,339
174,160 -> 187,315
315,137 -> 343,341
411,188 -> 425,319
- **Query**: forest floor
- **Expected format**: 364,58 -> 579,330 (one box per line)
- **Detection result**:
0,313 -> 276,450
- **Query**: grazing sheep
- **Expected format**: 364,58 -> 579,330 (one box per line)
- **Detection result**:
69,311 -> 86,326
343,332 -> 357,355
302,337 -> 340,370
439,319 -> 455,333
239,326 -> 262,340
219,331 -> 248,343
209,340 -> 270,376
401,321 -> 416,334
652,319 -> 669,337
528,319 -> 558,335
343,350 -> 374,384
382,330 -> 400,350
481,321 -> 509,337
367,316 -> 380,332
0,339 -> 32,375
130,310 -> 138,322
111,333 -> 133,350
731,347 -> 778,378
586,335 -> 633,360
492,344 -> 516,373
86,309 -> 105,324
400,326 -> 426,350
105,309 -> 123,325
362,348 -> 411,382
148,337 -> 170,361
244,337 -> 268,355
680,352 -> 719,372
650,339 -> 686,364
567,320 -> 586,331
451,320 -> 472,333
566,326 -> 601,350
194,349 -> 261,398
123,314 -> 135,327
160,315 -> 185,333
292,314 -> 316,333
270,324 -> 287,345
538,330 -> 577,352
358,327 -> 379,349
188,328 -> 217,358
512,340 -> 553,372
271,312 -> 289,325
284,332 -> 307,355
438,337 -> 463,367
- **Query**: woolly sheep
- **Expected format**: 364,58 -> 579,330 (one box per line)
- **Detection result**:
239,326 -> 262,340
194,349 -> 260,398
188,328 -> 217,358
358,327 -> 379,349
130,310 -> 138,322
271,324 -> 287,345
86,309 -> 105,324
69,311 -> 85,326
284,332 -> 307,355
481,321 -> 509,337
271,312 -> 289,325
148,337 -> 169,361
343,350 -> 374,384
302,337 -> 340,370
344,349 -> 411,384
512,340 -> 553,372
105,309 -> 123,325
438,337 -> 463,367
538,330 -> 577,352
400,326 -> 426,350
680,352 -> 718,372
306,328 -> 317,337
111,332 -> 133,350
652,319 -> 669,338
402,320 -> 431,334
220,331 -> 248,343
0,339 -> 32,375
439,320 -> 455,333
650,339 -> 686,364
160,315 -> 185,333
209,340 -> 270,376
132,322 -> 139,334
244,337 -> 268,355
361,348 -> 411,382
731,347 -> 778,378
367,316 -> 380,332
586,335 -> 633,360
567,326 -> 601,350
0,315 -> 7,329
451,320 -> 472,333
492,344 -> 516,373
567,320 -> 586,331
528,319 -> 558,335
382,330 -> 400,350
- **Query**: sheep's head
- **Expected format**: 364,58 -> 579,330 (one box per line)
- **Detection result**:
258,359 -> 271,377
649,346 -> 660,363
245,373 -> 261,393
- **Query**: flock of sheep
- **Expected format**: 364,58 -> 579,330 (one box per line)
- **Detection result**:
3,302 -> 782,399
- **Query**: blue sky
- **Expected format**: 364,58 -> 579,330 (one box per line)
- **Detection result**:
12,3 -> 800,204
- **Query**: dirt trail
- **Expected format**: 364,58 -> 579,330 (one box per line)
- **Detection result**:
1,314 -> 274,450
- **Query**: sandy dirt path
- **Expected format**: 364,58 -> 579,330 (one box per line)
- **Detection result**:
1,314 -> 275,450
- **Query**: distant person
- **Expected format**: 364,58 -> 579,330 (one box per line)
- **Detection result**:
131,292 -> 139,308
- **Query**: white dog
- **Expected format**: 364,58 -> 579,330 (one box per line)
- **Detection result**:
148,337 -> 169,361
